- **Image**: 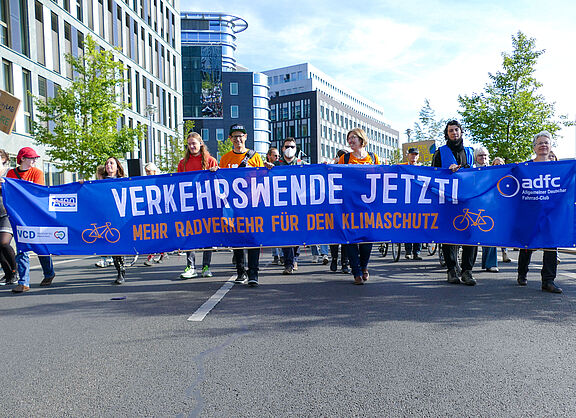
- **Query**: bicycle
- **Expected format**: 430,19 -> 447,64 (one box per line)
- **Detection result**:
81,222 -> 121,244
453,209 -> 494,232
378,242 -> 402,262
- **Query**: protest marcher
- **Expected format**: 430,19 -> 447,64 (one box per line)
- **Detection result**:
178,132 -> 218,278
491,156 -> 512,262
219,124 -> 265,287
6,147 -> 55,293
432,120 -> 478,286
0,149 -> 17,285
142,162 -> 167,266
99,157 -> 129,285
276,138 -> 306,274
517,131 -> 562,293
93,165 -> 114,268
475,147 -> 499,273
338,128 -> 380,285
329,149 -> 350,273
400,147 -> 422,260
266,147 -> 283,265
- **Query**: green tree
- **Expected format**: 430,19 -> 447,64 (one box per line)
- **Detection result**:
156,120 -> 195,173
32,35 -> 144,179
413,99 -> 445,145
458,31 -> 571,163
217,137 -> 233,159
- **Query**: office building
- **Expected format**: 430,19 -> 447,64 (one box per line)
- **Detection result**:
264,63 -> 399,163
180,12 -> 270,155
0,0 -> 181,183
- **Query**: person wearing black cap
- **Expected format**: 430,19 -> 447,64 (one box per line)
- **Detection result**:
219,124 -> 265,287
399,147 -> 422,259
432,121 -> 478,286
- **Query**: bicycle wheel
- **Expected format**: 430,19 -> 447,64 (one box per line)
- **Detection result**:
125,254 -> 139,267
391,242 -> 401,262
104,228 -> 121,243
380,243 -> 389,257
453,214 -> 469,231
81,228 -> 98,244
478,216 -> 495,232
427,242 -> 437,256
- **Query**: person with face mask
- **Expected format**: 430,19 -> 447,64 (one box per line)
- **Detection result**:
276,138 -> 307,274
432,120 -> 478,286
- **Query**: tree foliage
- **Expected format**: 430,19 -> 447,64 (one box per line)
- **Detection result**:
156,120 -> 195,173
32,35 -> 144,179
217,137 -> 233,159
458,31 -> 571,163
413,99 -> 445,145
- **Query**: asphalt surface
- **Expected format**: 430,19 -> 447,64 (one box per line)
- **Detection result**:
1,247 -> 576,417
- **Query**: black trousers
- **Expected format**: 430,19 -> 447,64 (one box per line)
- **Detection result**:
330,244 -> 349,266
234,248 -> 260,278
518,248 -> 557,282
442,244 -> 477,272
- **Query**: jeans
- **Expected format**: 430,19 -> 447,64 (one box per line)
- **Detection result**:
404,243 -> 421,256
518,248 -> 557,282
330,244 -> 349,266
481,247 -> 498,269
346,243 -> 373,277
442,244 -> 477,272
271,248 -> 281,258
234,248 -> 260,279
16,252 -> 54,287
310,245 -> 329,256
186,250 -> 212,270
282,246 -> 299,268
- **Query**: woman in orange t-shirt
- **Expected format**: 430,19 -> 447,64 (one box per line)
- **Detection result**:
338,128 -> 380,285
177,132 -> 218,279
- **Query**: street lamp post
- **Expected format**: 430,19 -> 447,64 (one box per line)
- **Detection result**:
146,104 -> 158,162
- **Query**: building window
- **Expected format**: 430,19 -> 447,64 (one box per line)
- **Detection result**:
22,69 -> 33,133
216,129 -> 224,141
87,0 -> 94,29
230,105 -> 239,118
64,22 -> 72,78
76,0 -> 83,21
1,59 -> 13,93
50,13 -> 60,73
34,2 -> 46,66
0,0 -> 10,47
201,129 -> 209,140
19,0 -> 30,57
230,82 -> 238,96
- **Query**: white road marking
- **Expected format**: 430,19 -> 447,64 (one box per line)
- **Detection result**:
30,258 -> 86,269
188,276 -> 237,322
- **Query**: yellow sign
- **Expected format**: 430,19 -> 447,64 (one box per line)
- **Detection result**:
0,89 -> 21,135
402,140 -> 436,163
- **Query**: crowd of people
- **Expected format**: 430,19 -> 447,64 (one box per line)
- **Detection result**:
0,121 -> 565,293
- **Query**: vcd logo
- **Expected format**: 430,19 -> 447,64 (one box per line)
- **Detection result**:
49,194 -> 78,212
497,174 -> 562,198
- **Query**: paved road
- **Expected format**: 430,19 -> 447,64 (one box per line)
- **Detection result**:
1,247 -> 576,417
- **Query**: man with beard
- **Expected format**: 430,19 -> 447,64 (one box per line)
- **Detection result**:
432,120 -> 478,286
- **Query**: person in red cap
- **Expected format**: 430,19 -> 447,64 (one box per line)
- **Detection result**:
6,147 -> 55,293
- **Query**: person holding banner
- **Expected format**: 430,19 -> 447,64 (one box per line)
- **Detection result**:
338,128 -> 380,285
101,157 -> 128,285
219,124 -> 265,287
177,132 -> 218,279
432,121 -> 478,286
400,147 -> 423,260
0,149 -> 17,285
517,131 -> 562,293
475,147 -> 499,273
6,147 -> 55,293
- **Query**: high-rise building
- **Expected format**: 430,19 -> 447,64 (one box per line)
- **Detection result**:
264,63 -> 399,164
180,12 -> 270,155
0,0 -> 181,183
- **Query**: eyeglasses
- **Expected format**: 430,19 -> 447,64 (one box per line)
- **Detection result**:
231,135 -> 245,139
477,154 -> 488,157
536,141 -> 550,146
284,145 -> 296,149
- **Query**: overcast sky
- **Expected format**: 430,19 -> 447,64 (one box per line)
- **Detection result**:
181,0 -> 576,157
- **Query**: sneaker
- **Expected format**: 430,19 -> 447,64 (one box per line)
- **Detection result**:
234,271 -> 248,284
40,274 -> 55,287
144,259 -> 154,266
517,275 -> 527,286
283,266 -> 293,275
247,278 -> 259,287
486,267 -> 499,272
342,265 -> 351,274
312,255 -> 318,263
322,255 -> 330,265
95,258 -> 109,268
413,254 -> 423,260
154,254 -> 166,263
405,254 -> 412,260
12,284 -> 30,293
1,271 -> 17,285
461,270 -> 477,286
114,269 -> 126,285
293,262 -> 298,271
542,281 -> 562,293
180,266 -> 198,279
447,270 -> 460,284
273,256 -> 280,265
201,266 -> 213,278
330,259 -> 338,272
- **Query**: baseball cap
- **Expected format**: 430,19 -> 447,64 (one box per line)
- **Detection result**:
408,147 -> 419,154
17,147 -> 40,164
229,124 -> 247,136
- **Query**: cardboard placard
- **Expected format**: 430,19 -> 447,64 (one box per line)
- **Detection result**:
402,140 -> 437,163
0,89 -> 21,135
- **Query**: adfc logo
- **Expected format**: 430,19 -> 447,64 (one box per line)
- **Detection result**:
497,175 -> 520,198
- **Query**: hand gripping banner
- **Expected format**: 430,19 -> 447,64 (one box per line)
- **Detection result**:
3,161 -> 576,255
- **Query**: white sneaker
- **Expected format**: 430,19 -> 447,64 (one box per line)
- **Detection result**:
95,258 -> 109,268
180,266 -> 198,279
321,255 -> 329,265
312,256 -> 318,263
201,266 -> 213,278
293,262 -> 298,271
144,259 -> 154,266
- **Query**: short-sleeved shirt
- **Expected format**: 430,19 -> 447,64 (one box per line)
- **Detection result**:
6,167 -> 45,185
177,154 -> 218,172
338,152 -> 380,165
219,150 -> 264,168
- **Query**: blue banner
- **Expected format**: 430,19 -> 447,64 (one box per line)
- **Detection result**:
3,162 -> 576,255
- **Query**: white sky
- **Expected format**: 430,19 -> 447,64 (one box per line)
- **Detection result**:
181,0 -> 576,157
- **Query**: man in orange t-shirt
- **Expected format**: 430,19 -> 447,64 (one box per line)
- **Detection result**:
6,147 -> 55,293
219,124 -> 264,287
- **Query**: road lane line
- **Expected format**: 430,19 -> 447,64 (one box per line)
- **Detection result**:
30,258 -> 86,269
188,276 -> 236,322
